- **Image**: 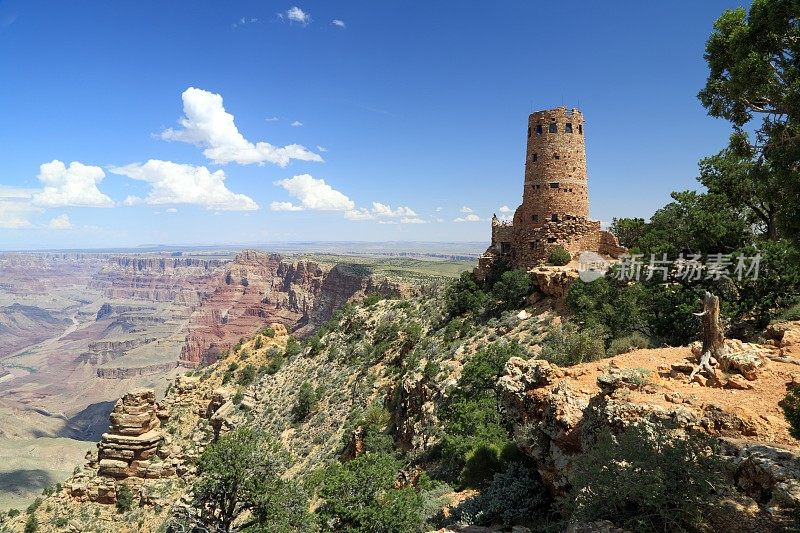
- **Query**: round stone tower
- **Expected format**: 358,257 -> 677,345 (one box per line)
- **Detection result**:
474,105 -> 626,280
513,107 -> 588,227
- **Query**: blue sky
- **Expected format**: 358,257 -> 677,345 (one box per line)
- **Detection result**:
0,1 -> 746,250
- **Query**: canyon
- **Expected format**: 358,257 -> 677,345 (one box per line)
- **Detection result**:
0,248 -> 468,510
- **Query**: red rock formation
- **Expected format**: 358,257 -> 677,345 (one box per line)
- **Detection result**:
179,251 -> 407,367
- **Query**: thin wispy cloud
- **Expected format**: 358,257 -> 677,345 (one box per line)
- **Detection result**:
316,145 -> 328,152
499,205 -> 511,213
332,19 -> 345,28
460,206 -> 474,213
160,87 -> 323,167
291,120 -> 303,127
454,213 -> 482,222
265,116 -> 280,122
232,17 -> 258,28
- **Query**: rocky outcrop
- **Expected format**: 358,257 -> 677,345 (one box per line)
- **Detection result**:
497,343 -> 800,527
67,388 -> 181,505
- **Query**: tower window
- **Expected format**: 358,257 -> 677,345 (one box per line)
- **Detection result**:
532,153 -> 538,162
532,214 -> 538,222
548,122 -> 557,133
553,153 -> 560,160
549,182 -> 559,188
578,124 -> 583,134
547,237 -> 557,243
551,214 -> 559,222
565,122 -> 573,133
500,242 -> 511,254
535,124 -> 542,135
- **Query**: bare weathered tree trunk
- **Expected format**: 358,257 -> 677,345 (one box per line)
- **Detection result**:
690,291 -> 725,380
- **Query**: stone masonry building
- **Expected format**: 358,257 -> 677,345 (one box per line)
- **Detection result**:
476,107 -> 625,278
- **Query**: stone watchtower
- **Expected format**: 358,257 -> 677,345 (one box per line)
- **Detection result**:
476,106 -> 625,278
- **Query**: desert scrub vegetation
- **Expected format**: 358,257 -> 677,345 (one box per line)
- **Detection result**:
453,462 -> 549,528
540,323 -> 606,366
548,245 -> 572,266
565,424 -> 727,532
435,341 -> 524,488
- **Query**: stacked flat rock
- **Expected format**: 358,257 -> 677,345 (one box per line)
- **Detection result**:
97,388 -> 167,478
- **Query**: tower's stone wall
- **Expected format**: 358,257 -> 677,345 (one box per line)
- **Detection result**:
476,106 -> 625,279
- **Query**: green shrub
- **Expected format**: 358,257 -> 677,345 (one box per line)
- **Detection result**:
262,326 -> 276,338
362,293 -> 384,307
455,463 -> 548,527
285,336 -> 302,358
26,499 -> 41,515
459,444 -> 503,489
192,427 -> 296,531
24,514 -> 37,533
566,424 -> 726,532
607,332 -> 651,355
778,300 -> 800,322
438,341 -> 524,487
489,268 -> 533,313
548,246 -> 572,266
782,388 -> 800,440
232,390 -> 244,405
7,509 -> 20,518
254,335 -> 263,350
237,364 -> 257,386
116,485 -> 134,513
540,324 -> 606,366
316,452 -> 424,532
292,382 -> 318,422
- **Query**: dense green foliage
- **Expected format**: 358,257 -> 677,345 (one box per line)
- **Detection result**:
444,264 -> 534,320
190,428 -> 309,532
115,485 -> 134,513
293,382 -> 319,422
698,0 -> 800,241
548,246 -> 572,266
540,323 -> 606,366
782,388 -> 800,440
437,341 -> 522,488
566,424 -> 726,532
316,452 -> 424,533
454,463 -> 548,528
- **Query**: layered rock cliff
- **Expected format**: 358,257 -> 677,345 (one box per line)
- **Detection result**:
179,251 -> 408,366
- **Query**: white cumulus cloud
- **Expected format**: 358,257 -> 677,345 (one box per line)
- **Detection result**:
270,201 -> 304,212
286,6 -> 310,25
499,205 -> 512,213
160,87 -> 323,167
32,160 -> 114,208
273,174 -> 354,211
109,160 -> 259,211
48,214 -> 72,230
371,202 -> 417,218
460,206 -> 474,213
454,213 -> 482,222
291,121 -> 303,127
344,208 -> 373,220
332,19 -> 345,28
